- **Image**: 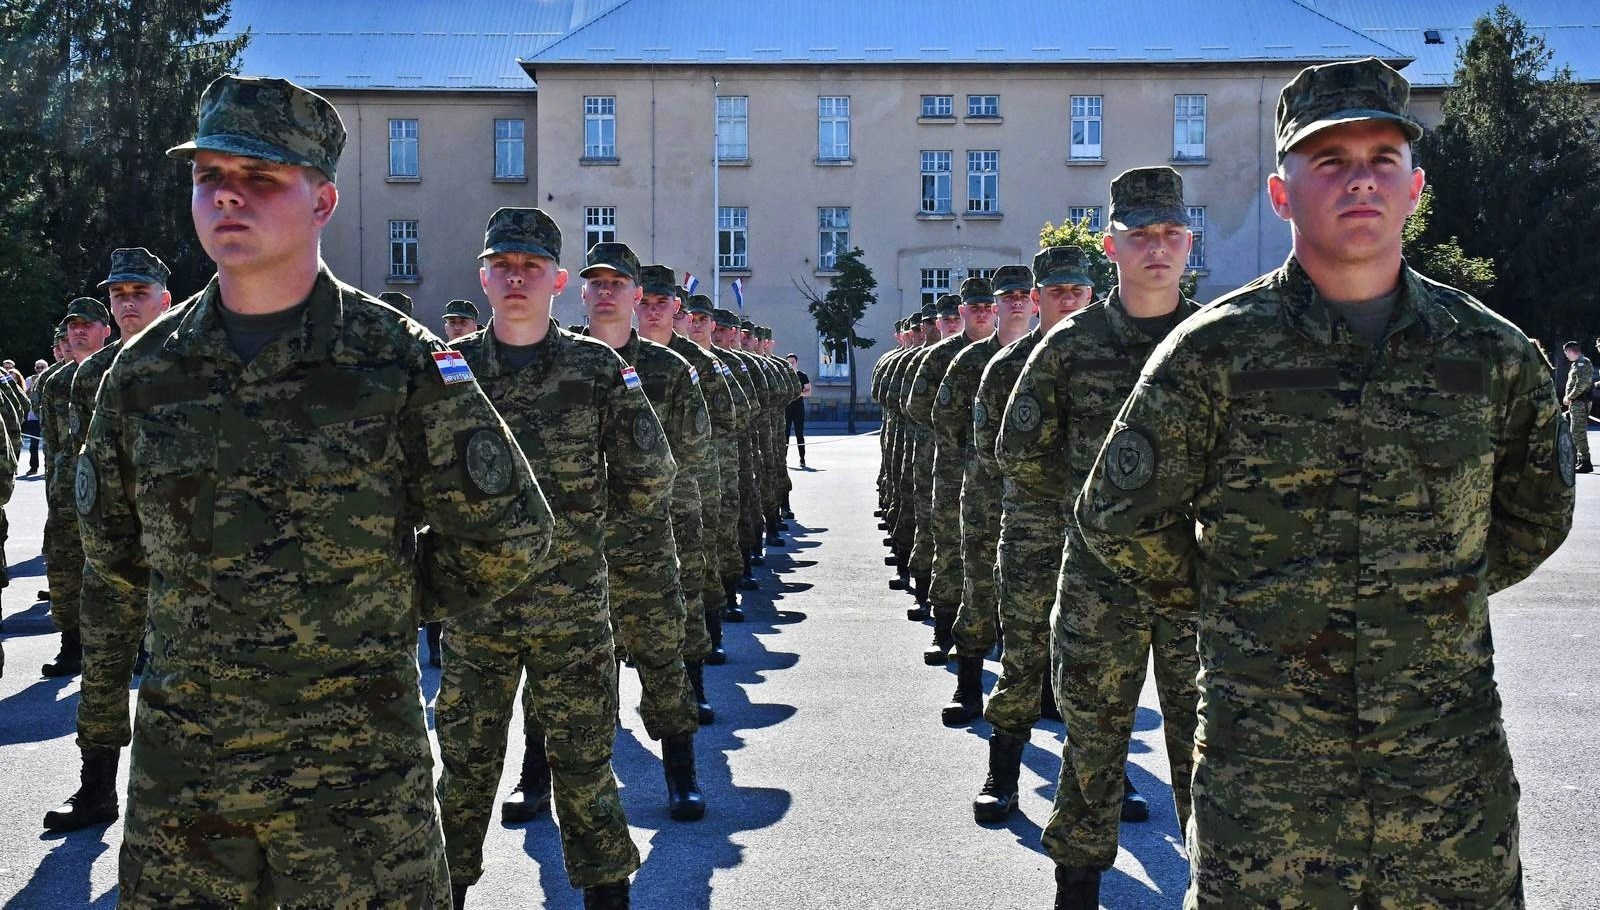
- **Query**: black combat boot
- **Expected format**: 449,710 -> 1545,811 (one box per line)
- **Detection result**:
906,577 -> 930,621
662,734 -> 707,821
973,732 -> 1025,822
41,627 -> 83,678
688,662 -> 714,724
1580,456 -> 1594,474
500,729 -> 552,824
583,880 -> 630,909
36,589 -> 49,602
922,614 -> 954,665
43,746 -> 120,832
1040,676 -> 1062,722
797,443 -> 806,468
1121,772 -> 1150,822
878,520 -> 890,530
1055,865 -> 1101,910
451,882 -> 469,910
874,508 -> 885,518
722,578 -> 746,622
883,552 -> 901,567
942,655 -> 985,724
705,609 -> 727,665
748,546 -> 766,569
781,494 -> 794,520
740,553 -> 761,588
765,521 -> 784,547
887,567 -> 909,590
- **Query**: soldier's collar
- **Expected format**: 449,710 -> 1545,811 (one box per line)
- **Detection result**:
165,265 -> 344,367
1102,287 -> 1199,347
1280,257 -> 1457,346
477,316 -> 564,378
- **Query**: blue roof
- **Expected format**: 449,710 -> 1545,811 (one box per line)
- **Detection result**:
523,0 -> 1405,66
1310,1 -> 1600,86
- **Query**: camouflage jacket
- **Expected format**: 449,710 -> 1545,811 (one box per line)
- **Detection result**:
67,339 -> 122,465
77,267 -> 551,814
1564,355 -> 1593,404
904,334 -> 971,431
932,335 -> 1000,453
669,333 -> 730,485
974,328 -> 1041,476
1075,258 -> 1574,780
41,358 -> 81,509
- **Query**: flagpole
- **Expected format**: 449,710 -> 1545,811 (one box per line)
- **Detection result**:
712,77 -> 721,309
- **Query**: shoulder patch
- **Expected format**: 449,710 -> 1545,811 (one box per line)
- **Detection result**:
633,410 -> 661,452
74,454 -> 98,516
739,362 -> 750,373
464,428 -> 515,496
1008,392 -> 1041,433
715,359 -> 732,378
621,365 -> 642,391
972,400 -> 988,431
687,366 -> 700,386
936,384 -> 953,407
693,406 -> 710,436
1558,415 -> 1576,488
432,350 -> 476,385
1105,427 -> 1157,492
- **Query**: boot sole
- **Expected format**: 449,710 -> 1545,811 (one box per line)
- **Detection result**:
906,608 -> 929,621
669,803 -> 707,822
42,809 -> 119,832
704,652 -> 728,666
1121,800 -> 1150,822
501,797 -> 553,824
941,705 -> 981,725
922,650 -> 950,666
972,799 -> 1016,823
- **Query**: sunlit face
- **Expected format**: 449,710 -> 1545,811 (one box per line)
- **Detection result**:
687,311 -> 714,345
1036,283 -> 1094,324
443,315 -> 479,340
1104,222 -> 1190,296
191,151 -> 336,274
106,281 -> 171,337
581,268 -> 641,323
959,299 -> 997,335
637,291 -> 677,335
672,299 -> 691,333
935,314 -> 963,338
995,288 -> 1038,333
1269,119 -> 1424,270
65,317 -> 110,357
479,251 -> 567,323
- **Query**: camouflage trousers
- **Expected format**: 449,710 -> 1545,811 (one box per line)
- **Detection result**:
42,504 -> 84,633
907,429 -> 935,580
983,493 -> 1065,738
76,563 -> 144,750
924,443 -> 967,622
606,582 -> 697,741
671,501 -> 714,663
951,456 -> 1002,657
887,426 -> 914,552
768,411 -> 790,503
436,624 -> 639,889
738,433 -> 762,552
713,435 -> 744,580
1572,403 -> 1591,463
118,781 -> 448,908
1187,752 -> 1522,909
1042,534 -> 1199,870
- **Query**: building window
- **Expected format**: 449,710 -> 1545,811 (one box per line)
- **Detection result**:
1187,206 -> 1207,269
920,150 -> 952,214
966,267 -> 997,283
967,94 -> 1000,118
1070,96 -> 1102,159
920,268 -> 951,306
584,96 -> 616,159
920,94 -> 953,118
494,118 -> 525,178
1174,94 -> 1207,159
817,207 -> 850,270
716,95 -> 748,160
584,206 -> 617,250
389,220 -> 419,279
966,150 -> 999,213
817,96 -> 851,160
1067,206 -> 1103,232
718,206 -> 748,270
818,334 -> 850,380
388,119 -> 419,177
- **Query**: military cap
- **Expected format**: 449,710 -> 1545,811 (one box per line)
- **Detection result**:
53,324 -> 68,341
1109,167 -> 1188,231
443,299 -> 480,321
712,308 -> 742,328
61,297 -> 111,326
638,264 -> 678,298
958,276 -> 995,305
739,318 -> 755,333
674,285 -> 689,302
580,242 -> 641,282
755,326 -> 773,341
98,247 -> 171,288
1034,246 -> 1095,287
376,291 -> 412,316
1276,57 -> 1422,161
919,303 -> 938,324
990,264 -> 1034,295
934,293 -> 963,318
478,207 -> 561,261
167,75 -> 346,181
686,294 -> 715,316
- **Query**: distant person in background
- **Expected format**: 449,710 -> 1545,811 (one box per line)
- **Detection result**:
22,359 -> 47,475
785,352 -> 811,469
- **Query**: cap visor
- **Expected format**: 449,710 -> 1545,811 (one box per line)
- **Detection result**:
991,281 -> 1032,294
579,264 -> 636,280
479,243 -> 558,261
1038,272 -> 1094,288
1283,110 -> 1423,157
167,135 -> 317,170
641,282 -> 677,297
961,295 -> 995,305
97,272 -> 163,289
1109,205 -> 1189,231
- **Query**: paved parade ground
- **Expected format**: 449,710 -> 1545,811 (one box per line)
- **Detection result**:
1,430 -> 1597,909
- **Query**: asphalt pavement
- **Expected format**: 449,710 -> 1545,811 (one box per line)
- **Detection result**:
1,430 -> 1597,908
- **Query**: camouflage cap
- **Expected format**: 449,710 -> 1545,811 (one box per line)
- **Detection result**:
376,291 -> 412,316
53,324 -> 68,341
580,242 -> 641,281
98,247 -> 171,288
1109,167 -> 1188,230
443,299 -> 480,321
1034,245 -> 1095,287
755,326 -> 773,341
1277,57 -> 1422,161
919,303 -> 938,323
934,293 -> 963,317
990,264 -> 1034,295
711,307 -> 741,328
167,75 -> 346,181
739,318 -> 755,333
958,276 -> 995,305
638,264 -> 678,298
686,294 -> 715,316
478,207 -> 561,261
62,297 -> 111,326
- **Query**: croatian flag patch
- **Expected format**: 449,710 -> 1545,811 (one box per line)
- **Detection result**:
432,350 -> 476,385
621,365 -> 642,390
739,362 -> 750,373
716,360 -> 732,378
687,366 -> 700,385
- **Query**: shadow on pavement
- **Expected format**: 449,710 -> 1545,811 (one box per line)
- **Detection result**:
6,554 -> 46,580
0,676 -> 79,746
4,834 -> 117,910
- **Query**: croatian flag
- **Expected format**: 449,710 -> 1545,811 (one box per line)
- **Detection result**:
731,278 -> 745,311
432,350 -> 475,385
684,273 -> 700,295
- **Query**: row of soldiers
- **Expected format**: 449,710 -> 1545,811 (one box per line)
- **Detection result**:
10,73 -> 804,909
873,57 -> 1573,910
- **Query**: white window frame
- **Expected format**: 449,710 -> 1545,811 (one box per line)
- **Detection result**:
966,267 -> 997,283
966,150 -> 999,213
817,96 -> 851,160
920,268 -> 952,307
920,150 -> 952,214
818,334 -> 850,380
1067,206 -> 1103,233
818,207 -> 850,270
718,206 -> 749,270
1187,206 -> 1207,270
584,206 -> 617,250
716,95 -> 748,161
584,95 -> 616,159
1070,95 -> 1102,160
1174,94 -> 1207,159
967,94 -> 1000,118
388,118 -> 419,177
388,219 -> 419,279
920,94 -> 953,118
494,118 -> 525,178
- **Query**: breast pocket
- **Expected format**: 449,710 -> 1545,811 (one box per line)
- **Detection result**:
1410,406 -> 1494,550
128,416 -> 214,544
278,413 -> 401,572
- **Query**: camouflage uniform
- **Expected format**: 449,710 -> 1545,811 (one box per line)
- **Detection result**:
1564,353 -> 1592,465
665,325 -> 733,655
40,349 -> 83,634
687,296 -> 747,590
0,368 -> 22,675
888,315 -> 937,575
1075,58 -> 1574,910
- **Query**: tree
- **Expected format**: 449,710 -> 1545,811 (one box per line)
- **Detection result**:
1402,187 -> 1496,300
1039,215 -> 1199,299
793,247 -> 877,433
1418,3 -> 1600,341
0,0 -> 246,362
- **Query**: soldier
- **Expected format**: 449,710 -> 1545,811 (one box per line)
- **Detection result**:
0,358 -> 24,677
886,307 -> 938,603
78,75 -> 551,908
437,208 -> 672,909
377,290 -> 413,316
1076,58 -> 1573,908
939,264 -> 1037,724
682,295 -> 750,635
872,321 -> 912,520
44,247 -> 173,833
1001,168 -> 1203,906
1562,341 -> 1592,473
38,296 -> 111,678
711,309 -> 764,597
443,298 -> 481,341
973,247 -> 1095,822
906,284 -> 988,663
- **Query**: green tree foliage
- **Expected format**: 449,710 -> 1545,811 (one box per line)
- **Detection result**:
1040,215 -> 1199,299
0,0 -> 245,362
794,247 -> 877,432
1418,4 -> 1600,340
1402,187 -> 1496,300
